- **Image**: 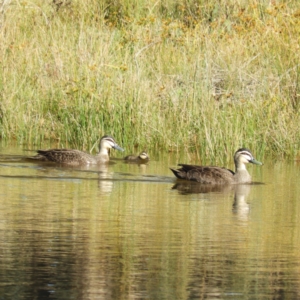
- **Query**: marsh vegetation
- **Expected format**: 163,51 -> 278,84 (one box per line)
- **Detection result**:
1,0 -> 300,161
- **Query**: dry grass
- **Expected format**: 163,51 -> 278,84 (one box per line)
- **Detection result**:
0,0 -> 300,160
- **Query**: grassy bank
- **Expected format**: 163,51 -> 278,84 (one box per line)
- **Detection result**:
0,0 -> 300,160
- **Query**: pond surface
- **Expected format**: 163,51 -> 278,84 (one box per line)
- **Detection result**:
0,144 -> 300,299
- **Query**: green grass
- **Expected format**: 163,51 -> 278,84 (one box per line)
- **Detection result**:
0,0 -> 300,161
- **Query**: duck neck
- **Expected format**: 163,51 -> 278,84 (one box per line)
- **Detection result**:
234,162 -> 251,183
96,147 -> 110,162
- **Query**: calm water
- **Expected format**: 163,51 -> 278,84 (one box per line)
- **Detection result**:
0,144 -> 300,300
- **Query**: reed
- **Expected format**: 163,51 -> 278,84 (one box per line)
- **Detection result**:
0,0 -> 299,160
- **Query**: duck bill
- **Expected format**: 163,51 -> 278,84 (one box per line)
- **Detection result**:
250,159 -> 263,165
113,145 -> 125,152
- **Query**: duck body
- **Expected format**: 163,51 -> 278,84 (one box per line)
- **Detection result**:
172,165 -> 235,184
124,151 -> 149,164
34,149 -> 103,165
30,135 -> 124,165
170,148 -> 262,184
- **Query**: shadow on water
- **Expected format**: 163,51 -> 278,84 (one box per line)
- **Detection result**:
0,154 -> 174,184
172,180 -> 264,195
172,181 -> 234,194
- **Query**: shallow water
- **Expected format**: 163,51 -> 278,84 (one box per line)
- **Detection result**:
0,144 -> 300,299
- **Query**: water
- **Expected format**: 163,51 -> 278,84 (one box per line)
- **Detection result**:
0,144 -> 300,299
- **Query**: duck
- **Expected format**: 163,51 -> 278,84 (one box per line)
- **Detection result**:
170,148 -> 262,184
124,151 -> 150,164
29,135 -> 124,165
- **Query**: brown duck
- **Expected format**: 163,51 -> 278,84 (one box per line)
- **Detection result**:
124,151 -> 149,164
170,148 -> 262,184
29,135 -> 124,165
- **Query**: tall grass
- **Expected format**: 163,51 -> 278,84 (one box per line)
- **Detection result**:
0,0 -> 300,160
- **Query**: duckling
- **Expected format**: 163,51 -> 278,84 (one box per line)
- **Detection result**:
124,151 -> 149,164
170,148 -> 262,184
29,135 -> 124,165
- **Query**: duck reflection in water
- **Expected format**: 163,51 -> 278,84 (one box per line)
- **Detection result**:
97,164 -> 114,195
232,184 -> 251,221
172,183 -> 254,221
